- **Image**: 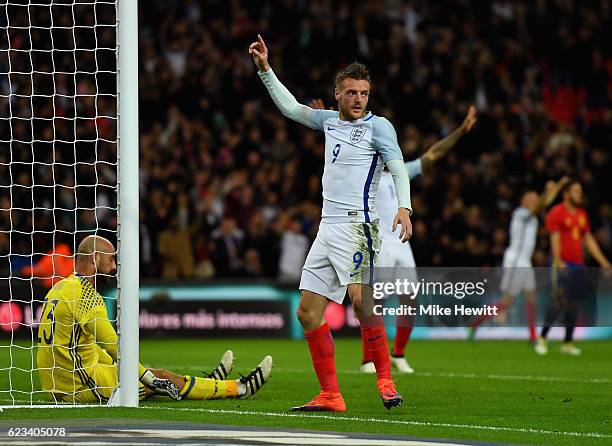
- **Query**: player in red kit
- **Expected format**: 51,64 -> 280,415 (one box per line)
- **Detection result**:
536,181 -> 611,355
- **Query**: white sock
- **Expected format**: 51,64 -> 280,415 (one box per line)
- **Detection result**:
237,380 -> 247,396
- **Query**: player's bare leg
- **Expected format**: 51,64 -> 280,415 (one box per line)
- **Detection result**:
296,290 -> 329,332
135,362 -> 182,400
291,290 -> 346,412
350,283 -> 403,410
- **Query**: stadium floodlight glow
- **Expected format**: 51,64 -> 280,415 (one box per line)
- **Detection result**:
0,0 -> 138,408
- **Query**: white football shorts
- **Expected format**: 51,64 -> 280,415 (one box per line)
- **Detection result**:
500,256 -> 536,296
300,220 -> 381,304
376,231 -> 418,289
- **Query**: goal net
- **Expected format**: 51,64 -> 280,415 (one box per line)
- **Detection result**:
0,0 -> 138,407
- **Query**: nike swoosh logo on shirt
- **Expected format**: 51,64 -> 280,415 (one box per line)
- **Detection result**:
327,126 -> 336,131
349,271 -> 359,277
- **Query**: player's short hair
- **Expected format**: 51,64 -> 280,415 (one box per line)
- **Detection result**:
520,189 -> 536,199
562,179 -> 580,195
335,62 -> 371,87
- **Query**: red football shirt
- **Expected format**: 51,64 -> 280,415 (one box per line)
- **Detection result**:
545,203 -> 591,265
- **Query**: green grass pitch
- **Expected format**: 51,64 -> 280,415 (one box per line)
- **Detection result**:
1,338 -> 611,445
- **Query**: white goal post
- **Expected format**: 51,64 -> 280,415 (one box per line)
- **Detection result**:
0,0 -> 139,408
113,0 -> 139,408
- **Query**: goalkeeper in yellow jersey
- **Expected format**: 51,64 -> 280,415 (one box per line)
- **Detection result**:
37,235 -> 273,403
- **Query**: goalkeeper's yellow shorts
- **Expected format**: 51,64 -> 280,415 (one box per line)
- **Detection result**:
49,348 -> 147,403
64,363 -> 148,403
54,363 -> 148,403
39,346 -> 146,403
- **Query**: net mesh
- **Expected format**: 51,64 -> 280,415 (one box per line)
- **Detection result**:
0,0 -> 118,406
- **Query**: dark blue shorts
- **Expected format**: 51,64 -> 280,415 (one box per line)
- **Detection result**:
550,263 -> 598,324
552,262 -> 587,301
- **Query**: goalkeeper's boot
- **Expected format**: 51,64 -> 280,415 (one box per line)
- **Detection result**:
238,355 -> 273,398
390,356 -> 414,374
148,378 -> 182,400
377,378 -> 403,410
205,350 -> 234,380
290,391 -> 347,412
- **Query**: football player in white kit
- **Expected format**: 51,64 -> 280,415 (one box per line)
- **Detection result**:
365,106 -> 478,374
250,35 -> 412,412
469,177 -> 569,341
311,100 -> 477,374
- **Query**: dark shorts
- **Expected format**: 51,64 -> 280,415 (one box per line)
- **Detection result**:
551,262 -> 598,324
552,262 -> 587,301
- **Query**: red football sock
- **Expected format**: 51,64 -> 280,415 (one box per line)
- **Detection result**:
392,323 -> 413,357
471,301 -> 506,328
360,318 -> 392,381
361,330 -> 373,363
525,301 -> 537,341
305,323 -> 339,393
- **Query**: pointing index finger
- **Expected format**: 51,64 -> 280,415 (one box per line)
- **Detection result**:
258,34 -> 267,50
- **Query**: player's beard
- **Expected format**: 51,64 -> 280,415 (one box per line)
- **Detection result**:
94,268 -> 117,290
347,104 -> 364,120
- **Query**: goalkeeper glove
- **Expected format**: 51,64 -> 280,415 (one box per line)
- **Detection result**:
141,369 -> 181,400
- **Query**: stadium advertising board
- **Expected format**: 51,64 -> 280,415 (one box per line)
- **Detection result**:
0,282 -> 296,339
3,271 -> 611,340
113,284 -> 297,338
138,300 -> 290,338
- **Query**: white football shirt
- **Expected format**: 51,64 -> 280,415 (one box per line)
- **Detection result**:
503,206 -> 538,266
305,109 -> 405,223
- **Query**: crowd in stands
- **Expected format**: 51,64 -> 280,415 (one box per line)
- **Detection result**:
1,1 -> 117,281
2,1 -> 611,282
137,0 -> 611,280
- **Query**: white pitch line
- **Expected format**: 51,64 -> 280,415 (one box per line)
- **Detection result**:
153,365 -> 610,384
412,371 -> 610,384
1,405 -> 609,440
0,404 -> 96,409
143,406 -> 611,439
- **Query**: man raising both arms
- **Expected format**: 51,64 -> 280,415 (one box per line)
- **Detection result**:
469,178 -> 568,342
250,35 -> 412,411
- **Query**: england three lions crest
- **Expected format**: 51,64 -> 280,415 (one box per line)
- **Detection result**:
350,126 -> 367,144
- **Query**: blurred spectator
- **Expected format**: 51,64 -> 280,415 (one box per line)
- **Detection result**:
0,2 -> 118,281
22,242 -> 73,289
210,218 -> 244,277
244,211 -> 280,278
278,218 -> 309,282
158,216 -> 195,279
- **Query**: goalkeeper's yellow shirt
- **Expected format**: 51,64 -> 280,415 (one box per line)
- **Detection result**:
36,273 -> 117,400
